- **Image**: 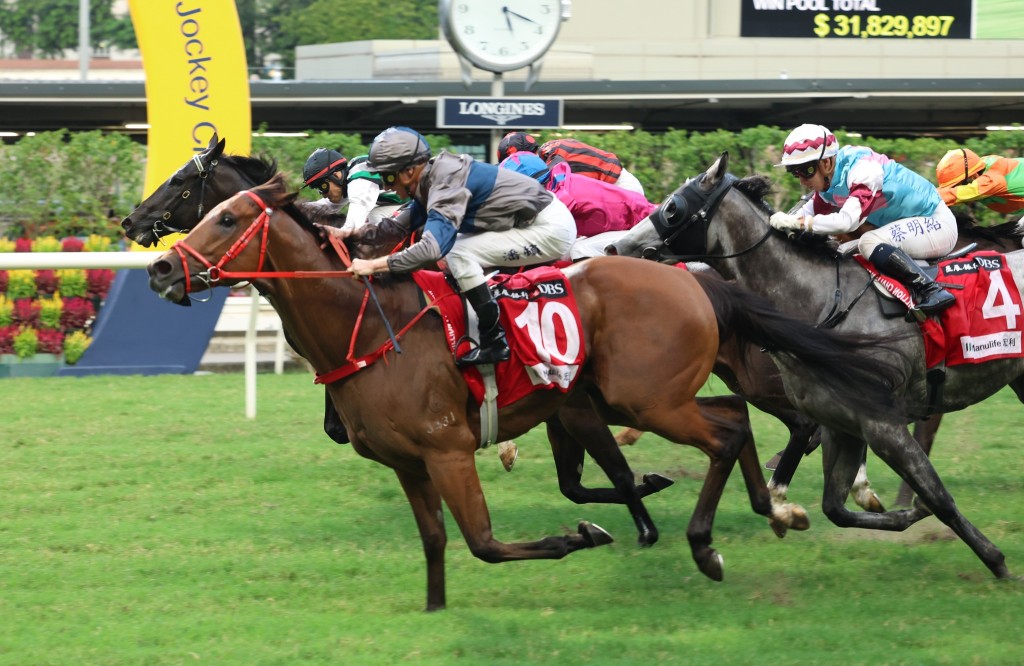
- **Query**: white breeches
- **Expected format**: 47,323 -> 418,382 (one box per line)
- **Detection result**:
615,168 -> 645,196
858,201 -> 958,260
445,198 -> 576,291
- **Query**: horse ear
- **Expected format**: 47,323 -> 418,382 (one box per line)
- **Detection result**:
210,134 -> 226,159
702,152 -> 730,190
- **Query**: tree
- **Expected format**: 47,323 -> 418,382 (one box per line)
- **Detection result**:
241,0 -> 437,73
0,0 -> 135,58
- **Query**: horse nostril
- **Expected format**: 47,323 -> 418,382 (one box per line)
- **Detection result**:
641,247 -> 659,260
149,259 -> 173,277
605,245 -> 619,256
120,217 -> 133,232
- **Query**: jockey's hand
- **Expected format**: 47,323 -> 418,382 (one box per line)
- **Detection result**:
314,223 -> 353,250
350,256 -> 389,278
769,212 -> 812,232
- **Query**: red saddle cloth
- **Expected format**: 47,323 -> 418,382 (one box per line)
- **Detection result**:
857,251 -> 1024,368
411,266 -> 585,408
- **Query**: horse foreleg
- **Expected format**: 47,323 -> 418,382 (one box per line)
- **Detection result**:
819,428 -> 933,531
550,403 -> 668,547
894,415 -> 943,507
758,410 -> 817,537
393,468 -> 447,612
424,444 -> 613,566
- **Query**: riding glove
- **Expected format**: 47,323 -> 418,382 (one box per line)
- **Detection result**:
769,212 -> 813,232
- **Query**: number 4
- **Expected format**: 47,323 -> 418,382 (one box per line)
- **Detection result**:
981,269 -> 1021,329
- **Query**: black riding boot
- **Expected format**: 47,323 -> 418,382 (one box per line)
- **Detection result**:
457,284 -> 510,367
869,243 -> 954,317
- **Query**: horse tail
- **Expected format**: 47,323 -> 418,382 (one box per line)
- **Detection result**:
692,271 -> 905,417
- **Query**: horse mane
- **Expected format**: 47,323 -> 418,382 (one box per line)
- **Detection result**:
222,153 -> 278,185
734,174 -> 773,201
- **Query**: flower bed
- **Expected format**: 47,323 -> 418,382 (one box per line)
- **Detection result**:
0,235 -> 116,374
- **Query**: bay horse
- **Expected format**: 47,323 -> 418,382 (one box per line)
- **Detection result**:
118,135 -> 827,534
145,175 -> 902,609
609,152 -> 1021,581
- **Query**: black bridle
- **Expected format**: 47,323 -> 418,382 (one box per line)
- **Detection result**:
152,153 -> 220,238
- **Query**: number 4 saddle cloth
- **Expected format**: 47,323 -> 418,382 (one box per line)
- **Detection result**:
412,266 -> 585,408
857,250 -> 1024,368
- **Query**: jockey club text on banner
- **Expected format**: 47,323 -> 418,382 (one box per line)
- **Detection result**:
437,97 -> 563,129
128,0 -> 251,203
740,0 -> 973,40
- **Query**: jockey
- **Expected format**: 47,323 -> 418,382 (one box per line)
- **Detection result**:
936,148 -> 1024,215
499,151 -> 656,260
303,150 -> 406,231
496,131 -> 645,195
302,148 -> 348,202
769,123 -> 957,317
332,126 -> 576,367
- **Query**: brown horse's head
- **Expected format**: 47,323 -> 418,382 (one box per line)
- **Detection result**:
146,173 -> 299,305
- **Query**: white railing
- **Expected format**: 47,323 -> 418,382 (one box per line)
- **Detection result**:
0,251 -> 272,418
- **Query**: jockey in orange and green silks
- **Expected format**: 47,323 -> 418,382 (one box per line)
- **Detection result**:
936,148 -> 1024,214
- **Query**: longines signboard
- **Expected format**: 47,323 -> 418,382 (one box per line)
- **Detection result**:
740,0 -> 972,40
437,97 -> 563,129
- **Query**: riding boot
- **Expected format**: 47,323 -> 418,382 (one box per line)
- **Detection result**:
868,243 -> 955,317
457,284 -> 511,367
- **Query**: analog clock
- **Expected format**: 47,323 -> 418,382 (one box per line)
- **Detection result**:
440,0 -> 571,74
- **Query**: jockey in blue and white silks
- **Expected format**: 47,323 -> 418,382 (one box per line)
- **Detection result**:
770,123 -> 956,317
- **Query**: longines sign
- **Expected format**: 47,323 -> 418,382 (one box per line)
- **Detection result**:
437,97 -> 563,129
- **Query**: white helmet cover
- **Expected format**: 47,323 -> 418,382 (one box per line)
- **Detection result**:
777,124 -> 839,167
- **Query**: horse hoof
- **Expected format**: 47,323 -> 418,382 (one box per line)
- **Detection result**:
637,526 -> 659,548
769,518 -> 788,539
855,488 -> 886,513
789,505 -> 810,531
497,440 -> 518,472
578,521 -> 614,548
614,428 -> 643,446
696,550 -> 725,581
642,472 -> 674,492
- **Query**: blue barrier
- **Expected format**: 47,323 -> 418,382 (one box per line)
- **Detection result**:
57,268 -> 227,377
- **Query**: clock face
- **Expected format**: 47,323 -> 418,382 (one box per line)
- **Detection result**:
442,0 -> 567,73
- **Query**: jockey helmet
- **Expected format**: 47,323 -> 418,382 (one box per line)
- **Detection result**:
936,148 -> 985,188
367,127 -> 431,176
498,152 -> 550,184
303,148 -> 347,190
777,124 -> 840,167
497,131 -> 538,162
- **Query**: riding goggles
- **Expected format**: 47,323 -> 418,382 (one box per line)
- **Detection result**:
786,162 -> 818,179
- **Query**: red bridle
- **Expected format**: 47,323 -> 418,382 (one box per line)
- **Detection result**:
170,189 -> 434,384
171,190 -> 355,293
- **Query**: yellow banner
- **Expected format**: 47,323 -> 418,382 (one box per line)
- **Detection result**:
128,0 -> 252,201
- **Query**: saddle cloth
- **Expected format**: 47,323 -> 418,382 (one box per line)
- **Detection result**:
856,251 -> 1024,368
412,266 -> 585,408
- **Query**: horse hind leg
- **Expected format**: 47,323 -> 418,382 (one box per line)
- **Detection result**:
644,394 -> 766,581
894,415 -> 943,507
858,421 -> 1011,579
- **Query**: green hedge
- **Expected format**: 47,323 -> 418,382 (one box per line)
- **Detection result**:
3,125 -> 1021,239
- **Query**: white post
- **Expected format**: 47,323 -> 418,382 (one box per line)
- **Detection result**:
244,284 -> 259,418
490,72 -> 504,162
79,0 -> 90,81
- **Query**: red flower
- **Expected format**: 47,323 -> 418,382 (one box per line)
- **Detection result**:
37,328 -> 64,354
36,269 -> 59,295
61,297 -> 95,330
0,326 -> 14,354
87,269 -> 115,299
12,299 -> 40,326
14,238 -> 32,253
61,237 -> 85,252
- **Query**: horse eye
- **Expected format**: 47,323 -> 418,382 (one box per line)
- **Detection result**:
218,213 -> 235,227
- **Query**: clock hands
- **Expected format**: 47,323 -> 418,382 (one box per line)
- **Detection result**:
501,6 -> 540,33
